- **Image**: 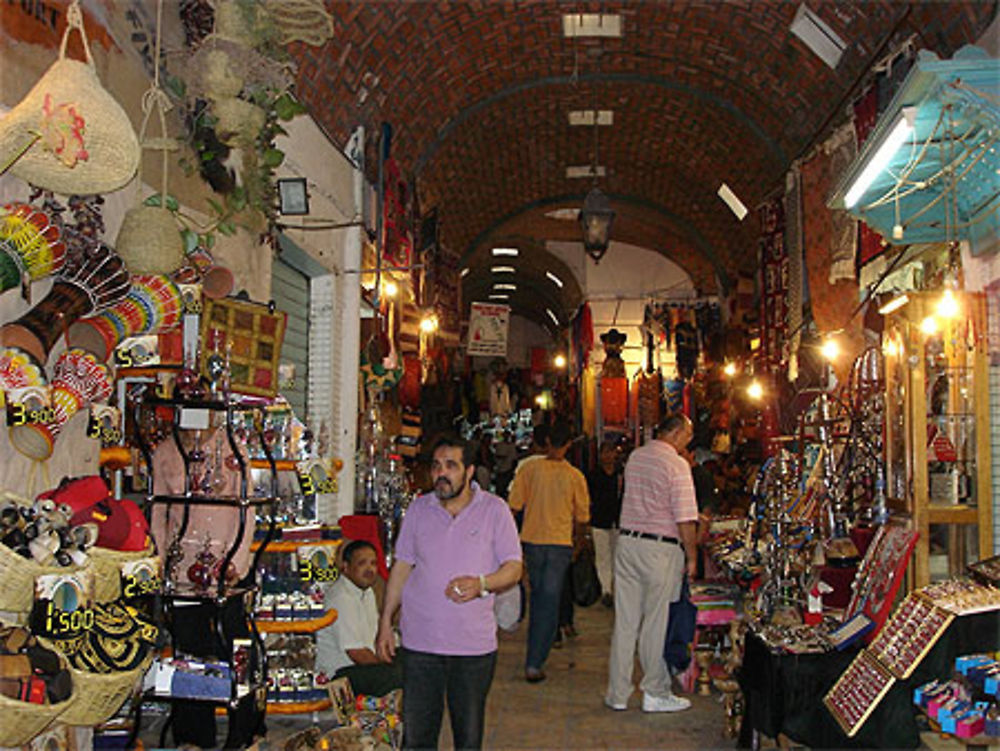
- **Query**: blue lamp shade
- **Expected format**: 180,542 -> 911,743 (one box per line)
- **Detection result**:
830,46 -> 1000,255
579,187 -> 616,263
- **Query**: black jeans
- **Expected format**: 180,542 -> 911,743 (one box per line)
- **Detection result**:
401,647 -> 497,750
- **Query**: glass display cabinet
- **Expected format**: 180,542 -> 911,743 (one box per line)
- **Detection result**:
883,291 -> 992,587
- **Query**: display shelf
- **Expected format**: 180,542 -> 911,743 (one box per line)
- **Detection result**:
161,583 -> 258,602
250,459 -> 299,471
150,493 -> 275,507
928,506 -> 981,524
266,698 -> 332,715
258,609 -> 337,633
251,538 -> 341,553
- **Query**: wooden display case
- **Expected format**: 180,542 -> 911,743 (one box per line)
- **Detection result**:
883,291 -> 992,587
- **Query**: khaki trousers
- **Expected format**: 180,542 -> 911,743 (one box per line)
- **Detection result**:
606,535 -> 685,704
592,526 -> 618,595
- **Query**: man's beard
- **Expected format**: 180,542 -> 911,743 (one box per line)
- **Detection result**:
434,474 -> 467,501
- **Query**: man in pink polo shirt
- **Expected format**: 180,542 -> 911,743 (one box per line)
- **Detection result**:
376,434 -> 522,750
605,413 -> 698,714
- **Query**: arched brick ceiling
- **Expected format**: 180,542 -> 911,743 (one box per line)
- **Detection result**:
290,1 -> 996,325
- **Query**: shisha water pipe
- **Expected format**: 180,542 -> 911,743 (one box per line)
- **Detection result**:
847,347 -> 889,524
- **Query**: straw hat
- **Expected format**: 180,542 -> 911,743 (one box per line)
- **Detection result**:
0,4 -> 139,195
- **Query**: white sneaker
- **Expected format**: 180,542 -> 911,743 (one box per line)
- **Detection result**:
641,692 -> 691,713
604,697 -> 627,711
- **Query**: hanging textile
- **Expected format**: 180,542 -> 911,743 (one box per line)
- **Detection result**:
824,123 -> 859,284
784,167 -> 805,382
757,199 -> 788,373
801,146 -> 864,379
581,367 -> 596,436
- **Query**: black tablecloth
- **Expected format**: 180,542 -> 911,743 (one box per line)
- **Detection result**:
738,611 -> 1000,749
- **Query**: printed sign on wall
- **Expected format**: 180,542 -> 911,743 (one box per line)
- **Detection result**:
467,302 -> 510,357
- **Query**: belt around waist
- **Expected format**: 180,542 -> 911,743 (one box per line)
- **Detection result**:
619,528 -> 679,545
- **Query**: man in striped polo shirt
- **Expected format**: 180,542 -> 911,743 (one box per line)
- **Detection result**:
605,412 -> 698,713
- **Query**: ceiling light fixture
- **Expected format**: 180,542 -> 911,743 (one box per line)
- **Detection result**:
489,294 -> 510,301
460,267 -> 470,278
567,165 -> 606,179
545,271 -> 564,288
718,183 -> 748,221
494,283 -> 517,291
844,108 -> 916,208
491,266 -> 516,274
546,308 -> 560,326
578,55 -> 616,265
562,13 -> 622,38
790,3 -> 846,69
492,247 -> 519,256
568,110 -> 614,126
545,208 -> 581,221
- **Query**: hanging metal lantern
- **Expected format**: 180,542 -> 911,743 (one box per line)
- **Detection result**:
579,187 -> 615,263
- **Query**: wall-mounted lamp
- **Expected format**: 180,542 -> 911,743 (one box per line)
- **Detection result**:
747,379 -> 764,401
419,314 -> 439,334
844,107 -> 916,208
277,178 -> 310,215
723,362 -> 737,377
553,354 -> 567,369
936,288 -> 960,319
820,337 -> 840,362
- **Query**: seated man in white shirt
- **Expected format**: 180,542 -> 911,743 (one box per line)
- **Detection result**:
316,540 -> 402,696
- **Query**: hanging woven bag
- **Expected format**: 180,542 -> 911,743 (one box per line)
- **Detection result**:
0,1 -> 140,195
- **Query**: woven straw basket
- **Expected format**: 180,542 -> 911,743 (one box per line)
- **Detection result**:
0,514 -> 88,616
89,543 -> 157,603
0,5 -> 139,194
115,205 -> 184,275
59,658 -> 148,726
0,635 -> 74,746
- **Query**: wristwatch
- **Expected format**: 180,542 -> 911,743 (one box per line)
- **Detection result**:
479,574 -> 489,597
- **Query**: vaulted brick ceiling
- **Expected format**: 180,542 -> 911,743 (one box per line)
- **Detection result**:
289,1 -> 995,328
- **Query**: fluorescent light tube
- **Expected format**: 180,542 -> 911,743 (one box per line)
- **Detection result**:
845,108 -> 916,208
494,283 -> 517,291
878,293 -> 909,315
489,294 -> 509,300
718,183 -> 748,221
492,247 -> 518,256
546,308 -> 560,326
491,266 -> 516,274
546,271 -> 564,288
460,267 -> 470,278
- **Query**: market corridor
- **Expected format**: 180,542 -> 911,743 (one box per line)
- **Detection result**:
259,597 -> 732,751
478,599 -> 730,750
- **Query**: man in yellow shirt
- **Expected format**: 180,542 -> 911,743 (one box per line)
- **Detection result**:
508,419 -> 590,683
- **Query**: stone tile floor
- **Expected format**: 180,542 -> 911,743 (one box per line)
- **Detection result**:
143,598 -> 738,749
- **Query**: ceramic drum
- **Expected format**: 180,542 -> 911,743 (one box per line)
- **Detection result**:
0,203 -> 66,293
1,241 -> 129,364
68,274 -> 182,361
8,348 -> 112,460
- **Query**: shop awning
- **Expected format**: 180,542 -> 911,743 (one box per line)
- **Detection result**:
829,46 -> 1000,255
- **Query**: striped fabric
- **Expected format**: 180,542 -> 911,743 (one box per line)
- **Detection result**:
619,440 -> 698,538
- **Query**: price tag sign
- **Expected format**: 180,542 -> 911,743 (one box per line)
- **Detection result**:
30,571 -> 95,639
5,385 -> 53,427
178,284 -> 203,315
297,544 -> 339,584
87,404 -> 122,446
296,458 -> 339,497
121,556 -> 162,600
113,335 -> 160,369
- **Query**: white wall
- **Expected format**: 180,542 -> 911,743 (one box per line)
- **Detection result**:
546,239 -> 697,378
